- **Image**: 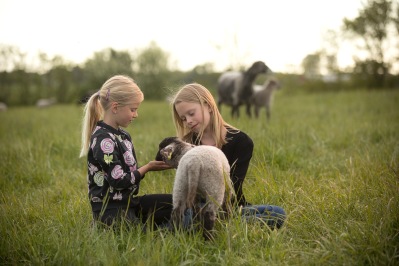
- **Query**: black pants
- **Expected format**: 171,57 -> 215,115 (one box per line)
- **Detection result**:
93,194 -> 173,227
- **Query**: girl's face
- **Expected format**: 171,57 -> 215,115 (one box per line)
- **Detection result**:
174,101 -> 211,133
113,101 -> 141,128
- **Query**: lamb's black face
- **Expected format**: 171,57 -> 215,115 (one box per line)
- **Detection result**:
155,137 -> 194,168
155,137 -> 179,161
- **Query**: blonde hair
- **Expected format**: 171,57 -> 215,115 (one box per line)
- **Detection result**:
79,75 -> 144,157
171,83 -> 236,148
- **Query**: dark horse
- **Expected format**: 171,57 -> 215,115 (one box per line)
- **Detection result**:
217,61 -> 271,118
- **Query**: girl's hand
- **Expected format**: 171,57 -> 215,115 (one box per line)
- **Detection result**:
147,160 -> 173,171
138,161 -> 173,176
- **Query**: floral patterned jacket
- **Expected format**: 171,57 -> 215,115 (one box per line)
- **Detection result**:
87,121 -> 143,212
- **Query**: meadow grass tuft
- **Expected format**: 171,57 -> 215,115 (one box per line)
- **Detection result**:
1,89 -> 398,265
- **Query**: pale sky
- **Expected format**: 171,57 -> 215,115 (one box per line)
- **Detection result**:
0,0 -> 364,73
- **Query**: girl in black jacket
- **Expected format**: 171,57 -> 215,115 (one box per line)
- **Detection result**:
80,75 -> 173,227
170,83 -> 286,228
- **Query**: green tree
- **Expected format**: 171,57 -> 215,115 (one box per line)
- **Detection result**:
0,44 -> 27,72
343,0 -> 396,87
301,52 -> 321,79
393,2 -> 399,68
81,48 -> 134,100
321,30 -> 340,75
133,41 -> 171,100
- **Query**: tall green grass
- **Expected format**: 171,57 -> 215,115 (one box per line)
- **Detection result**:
1,89 -> 398,265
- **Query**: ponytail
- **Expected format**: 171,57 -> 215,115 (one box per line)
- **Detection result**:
79,75 -> 143,158
79,92 -> 103,157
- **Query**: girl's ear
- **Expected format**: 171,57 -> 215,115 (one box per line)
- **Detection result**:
111,102 -> 118,114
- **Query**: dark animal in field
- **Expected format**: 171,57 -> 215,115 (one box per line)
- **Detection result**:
217,61 -> 271,118
251,78 -> 281,120
155,137 -> 234,240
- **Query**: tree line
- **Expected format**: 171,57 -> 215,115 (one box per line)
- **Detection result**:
1,0 -> 398,106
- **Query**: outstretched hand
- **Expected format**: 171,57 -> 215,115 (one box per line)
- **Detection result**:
138,160 -> 173,177
147,160 -> 173,171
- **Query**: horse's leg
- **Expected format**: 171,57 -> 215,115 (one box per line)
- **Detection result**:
231,90 -> 240,118
255,106 -> 259,118
266,105 -> 271,120
246,102 -> 252,118
231,105 -> 239,118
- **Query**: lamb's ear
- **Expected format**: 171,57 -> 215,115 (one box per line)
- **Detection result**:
161,146 -> 174,160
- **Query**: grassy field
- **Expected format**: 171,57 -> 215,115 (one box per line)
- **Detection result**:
1,89 -> 398,265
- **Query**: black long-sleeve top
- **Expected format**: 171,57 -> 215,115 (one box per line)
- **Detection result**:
192,129 -> 254,206
87,121 -> 143,212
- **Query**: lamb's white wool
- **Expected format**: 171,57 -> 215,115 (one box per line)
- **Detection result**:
251,79 -> 281,120
156,137 -> 234,240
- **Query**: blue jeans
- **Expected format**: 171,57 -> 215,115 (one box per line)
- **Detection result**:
181,205 -> 286,230
241,205 -> 286,229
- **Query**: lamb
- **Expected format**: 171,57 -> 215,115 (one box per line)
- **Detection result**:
217,61 -> 271,118
155,137 -> 234,240
251,78 -> 281,120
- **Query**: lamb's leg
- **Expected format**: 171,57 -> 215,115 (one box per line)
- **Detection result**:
171,203 -> 186,230
201,202 -> 217,241
202,210 -> 216,241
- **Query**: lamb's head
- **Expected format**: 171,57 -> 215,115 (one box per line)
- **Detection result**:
265,79 -> 281,91
155,137 -> 194,168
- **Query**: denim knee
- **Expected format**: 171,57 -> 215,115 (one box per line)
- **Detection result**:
241,205 -> 286,229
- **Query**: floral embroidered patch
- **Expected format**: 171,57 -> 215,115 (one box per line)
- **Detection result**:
100,138 -> 115,153
123,151 -> 136,166
91,197 -> 102,202
111,165 -> 125,179
88,163 -> 98,175
113,192 -> 123,200
93,171 -> 104,186
123,140 -> 132,151
104,154 -> 113,164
